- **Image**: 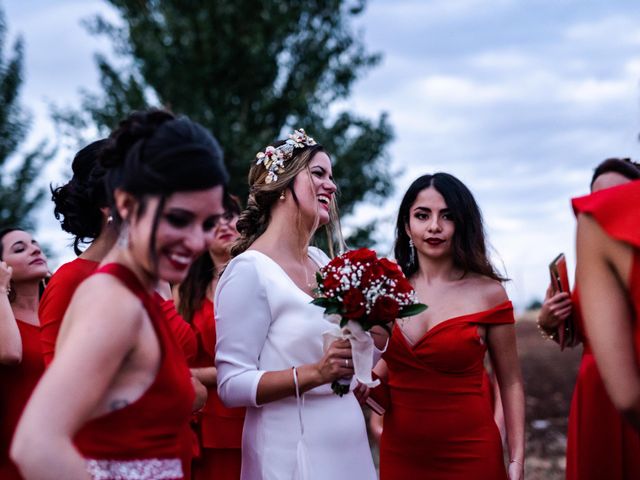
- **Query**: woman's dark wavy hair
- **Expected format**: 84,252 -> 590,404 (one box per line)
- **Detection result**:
51,139 -> 109,255
394,173 -> 506,282
100,108 -> 229,268
178,194 -> 242,324
590,157 -> 640,189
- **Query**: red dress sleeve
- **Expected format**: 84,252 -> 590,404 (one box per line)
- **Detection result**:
39,258 -> 98,367
572,180 -> 640,248
156,296 -> 198,365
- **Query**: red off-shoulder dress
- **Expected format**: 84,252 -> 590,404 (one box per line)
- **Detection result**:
73,263 -> 194,480
379,301 -> 514,480
0,320 -> 44,479
568,180 -> 640,479
191,298 -> 245,480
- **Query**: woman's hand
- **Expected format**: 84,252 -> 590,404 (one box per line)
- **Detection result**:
0,261 -> 12,293
353,381 -> 371,405
538,284 -> 572,331
507,460 -> 524,480
315,338 -> 354,384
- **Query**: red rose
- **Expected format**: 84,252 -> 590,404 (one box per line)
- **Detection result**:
345,248 -> 377,264
343,288 -> 366,320
323,272 -> 341,292
370,295 -> 400,324
361,261 -> 384,288
394,277 -> 414,294
379,258 -> 403,280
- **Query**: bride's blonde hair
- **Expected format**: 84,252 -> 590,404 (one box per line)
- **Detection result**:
231,140 -> 344,258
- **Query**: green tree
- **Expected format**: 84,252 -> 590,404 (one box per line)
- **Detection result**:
0,8 -> 54,230
54,0 -> 393,243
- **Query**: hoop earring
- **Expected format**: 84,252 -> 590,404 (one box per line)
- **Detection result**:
408,238 -> 416,267
117,221 -> 130,248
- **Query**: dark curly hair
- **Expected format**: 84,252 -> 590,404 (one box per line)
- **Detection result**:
394,173 -> 506,282
51,139 -> 109,255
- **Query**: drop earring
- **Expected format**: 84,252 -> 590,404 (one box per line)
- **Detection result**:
117,221 -> 130,248
409,238 -> 416,266
279,191 -> 286,201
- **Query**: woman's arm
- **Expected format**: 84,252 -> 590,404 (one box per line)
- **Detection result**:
0,261 -> 20,364
11,277 -> 142,480
488,324 -> 525,480
191,366 -> 217,387
576,214 -> 640,427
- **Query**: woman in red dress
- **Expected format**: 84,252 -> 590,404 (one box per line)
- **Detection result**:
42,136 -> 206,478
0,229 -> 49,479
39,139 -> 115,367
537,158 -> 640,479
572,179 -> 640,477
376,173 -> 525,480
11,109 -> 228,480
177,194 -> 245,479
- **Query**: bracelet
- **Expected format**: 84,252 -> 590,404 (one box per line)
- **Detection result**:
509,459 -> 524,466
292,366 -> 301,399
536,320 -> 557,341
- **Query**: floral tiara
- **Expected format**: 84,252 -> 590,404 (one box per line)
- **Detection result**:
255,128 -> 317,184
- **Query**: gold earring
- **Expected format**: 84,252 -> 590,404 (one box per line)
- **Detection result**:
280,191 -> 286,200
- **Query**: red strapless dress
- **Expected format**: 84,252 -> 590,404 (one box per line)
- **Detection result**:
379,301 -> 514,480
39,257 -> 98,366
191,298 -> 244,480
568,181 -> 640,479
73,263 -> 194,480
0,320 -> 44,479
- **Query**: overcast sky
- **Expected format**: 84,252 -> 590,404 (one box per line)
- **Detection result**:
5,0 -> 640,308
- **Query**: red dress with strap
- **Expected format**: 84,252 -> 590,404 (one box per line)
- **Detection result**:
73,263 -> 194,480
0,320 -> 44,479
191,298 -> 244,480
379,301 -> 514,480
39,257 -> 98,367
568,181 -> 640,479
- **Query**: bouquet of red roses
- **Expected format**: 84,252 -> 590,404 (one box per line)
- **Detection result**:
312,248 -> 427,395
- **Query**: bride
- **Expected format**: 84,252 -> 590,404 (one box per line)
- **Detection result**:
215,129 -> 379,480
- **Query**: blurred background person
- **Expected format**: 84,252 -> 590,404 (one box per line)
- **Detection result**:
177,193 -> 245,480
0,228 -> 49,478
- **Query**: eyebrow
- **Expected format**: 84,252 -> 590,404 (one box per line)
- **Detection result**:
413,206 -> 450,213
11,240 -> 26,249
312,165 -> 334,180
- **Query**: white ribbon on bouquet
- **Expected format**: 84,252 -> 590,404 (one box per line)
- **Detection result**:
322,315 -> 380,389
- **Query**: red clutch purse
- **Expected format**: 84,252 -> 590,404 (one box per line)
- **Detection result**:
549,253 -> 577,350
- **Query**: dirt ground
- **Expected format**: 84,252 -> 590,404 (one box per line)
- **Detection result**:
367,309 -> 582,479
517,310 -> 581,479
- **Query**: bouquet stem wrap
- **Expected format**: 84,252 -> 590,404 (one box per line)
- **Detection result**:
323,316 -> 380,396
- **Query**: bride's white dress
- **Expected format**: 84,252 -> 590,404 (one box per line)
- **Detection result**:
215,248 -> 377,480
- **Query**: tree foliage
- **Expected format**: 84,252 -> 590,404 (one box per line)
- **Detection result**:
0,8 -> 54,230
54,0 -> 394,238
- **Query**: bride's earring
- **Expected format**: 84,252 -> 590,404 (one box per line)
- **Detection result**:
408,238 -> 416,267
279,191 -> 286,201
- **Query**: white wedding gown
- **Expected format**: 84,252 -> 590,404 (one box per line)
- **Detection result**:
215,248 -> 377,480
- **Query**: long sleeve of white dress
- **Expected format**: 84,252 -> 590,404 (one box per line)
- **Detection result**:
215,255 -> 268,408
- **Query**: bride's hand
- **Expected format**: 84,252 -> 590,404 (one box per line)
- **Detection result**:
316,339 -> 354,384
